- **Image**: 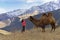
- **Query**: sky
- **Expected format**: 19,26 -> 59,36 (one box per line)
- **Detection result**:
0,0 -> 58,14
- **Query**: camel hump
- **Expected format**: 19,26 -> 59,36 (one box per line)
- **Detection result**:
47,12 -> 53,17
40,13 -> 48,19
39,13 -> 48,24
42,13 -> 48,17
47,12 -> 55,22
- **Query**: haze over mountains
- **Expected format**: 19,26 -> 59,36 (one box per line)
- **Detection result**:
0,0 -> 60,32
0,0 -> 60,20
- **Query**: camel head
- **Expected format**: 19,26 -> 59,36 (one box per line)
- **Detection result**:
30,16 -> 33,18
29,16 -> 33,21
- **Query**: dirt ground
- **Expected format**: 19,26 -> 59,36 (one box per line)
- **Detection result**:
0,27 -> 60,40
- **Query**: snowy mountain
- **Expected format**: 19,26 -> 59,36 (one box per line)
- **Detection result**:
0,13 -> 10,21
0,1 -> 60,21
6,9 -> 26,17
18,1 -> 60,19
40,1 -> 60,12
0,9 -> 27,21
28,1 -> 60,13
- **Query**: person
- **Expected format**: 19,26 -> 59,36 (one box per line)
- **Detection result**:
21,19 -> 26,32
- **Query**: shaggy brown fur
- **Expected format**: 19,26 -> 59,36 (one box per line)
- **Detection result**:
29,12 -> 56,32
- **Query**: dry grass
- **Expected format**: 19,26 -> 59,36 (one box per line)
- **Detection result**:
0,27 -> 60,40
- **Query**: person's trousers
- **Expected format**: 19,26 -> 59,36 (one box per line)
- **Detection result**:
22,26 -> 25,32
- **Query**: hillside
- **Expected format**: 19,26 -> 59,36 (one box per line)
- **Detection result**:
0,0 -> 60,32
0,27 -> 60,40
2,9 -> 60,32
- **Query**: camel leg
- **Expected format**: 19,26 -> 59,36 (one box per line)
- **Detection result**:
51,25 -> 54,32
42,28 -> 45,32
53,23 -> 56,31
42,25 -> 45,32
51,23 -> 56,32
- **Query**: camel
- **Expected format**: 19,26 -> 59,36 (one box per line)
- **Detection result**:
29,12 -> 56,32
